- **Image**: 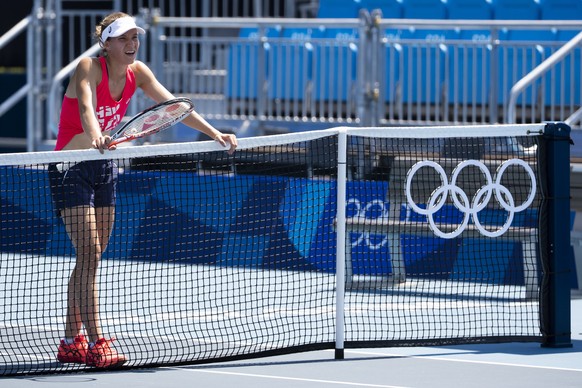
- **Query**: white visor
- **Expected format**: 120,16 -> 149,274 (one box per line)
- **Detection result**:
100,17 -> 145,43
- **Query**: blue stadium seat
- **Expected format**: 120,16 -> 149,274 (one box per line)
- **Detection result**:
268,28 -> 321,102
313,27 -> 359,103
482,0 -> 546,42
496,4 -> 557,44
399,0 -> 449,105
317,0 -> 360,18
447,0 -> 493,20
402,0 -> 448,19
446,0 -> 494,106
540,0 -> 582,20
539,0 -> 582,105
360,0 -> 403,18
491,0 -> 541,20
226,27 -> 281,101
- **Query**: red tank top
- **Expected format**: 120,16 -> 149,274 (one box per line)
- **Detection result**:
55,56 -> 137,150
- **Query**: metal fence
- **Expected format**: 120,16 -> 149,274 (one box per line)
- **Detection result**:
138,12 -> 582,145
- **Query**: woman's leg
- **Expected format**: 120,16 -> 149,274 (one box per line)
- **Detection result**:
61,205 -> 115,342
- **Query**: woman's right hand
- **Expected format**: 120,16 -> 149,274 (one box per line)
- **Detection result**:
92,135 -> 115,153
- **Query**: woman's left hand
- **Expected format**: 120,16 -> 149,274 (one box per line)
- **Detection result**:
214,133 -> 238,155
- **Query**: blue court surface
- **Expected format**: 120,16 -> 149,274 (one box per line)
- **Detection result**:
1,295 -> 580,388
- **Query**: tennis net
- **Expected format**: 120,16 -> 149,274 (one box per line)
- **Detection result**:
0,123 -> 572,375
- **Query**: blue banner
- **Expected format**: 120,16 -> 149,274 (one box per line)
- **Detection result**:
0,168 -> 534,285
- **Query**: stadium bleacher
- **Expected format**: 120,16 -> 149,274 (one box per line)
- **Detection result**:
223,0 -> 581,123
309,0 -> 564,109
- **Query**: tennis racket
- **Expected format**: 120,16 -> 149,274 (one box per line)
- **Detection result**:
109,97 -> 195,147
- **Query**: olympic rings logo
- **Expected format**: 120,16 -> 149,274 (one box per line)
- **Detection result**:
405,159 -> 537,239
346,198 -> 389,250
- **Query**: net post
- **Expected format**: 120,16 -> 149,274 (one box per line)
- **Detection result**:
335,129 -> 348,359
540,122 -> 573,348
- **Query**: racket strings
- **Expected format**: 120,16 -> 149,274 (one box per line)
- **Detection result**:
122,101 -> 193,137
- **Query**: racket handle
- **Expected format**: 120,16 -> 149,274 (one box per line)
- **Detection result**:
108,136 -> 128,148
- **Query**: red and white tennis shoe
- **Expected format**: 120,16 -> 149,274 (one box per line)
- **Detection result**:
85,338 -> 127,368
57,335 -> 127,368
56,335 -> 88,364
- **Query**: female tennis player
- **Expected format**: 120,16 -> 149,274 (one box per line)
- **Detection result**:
49,12 -> 237,368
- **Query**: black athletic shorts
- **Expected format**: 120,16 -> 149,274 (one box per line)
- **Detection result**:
48,160 -> 118,217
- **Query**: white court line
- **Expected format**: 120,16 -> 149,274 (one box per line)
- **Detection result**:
342,350 -> 582,373
0,352 -> 54,362
164,368 -> 411,388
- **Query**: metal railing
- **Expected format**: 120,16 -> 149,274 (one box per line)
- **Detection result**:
0,15 -> 33,150
0,16 -> 32,118
508,30 -> 582,125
